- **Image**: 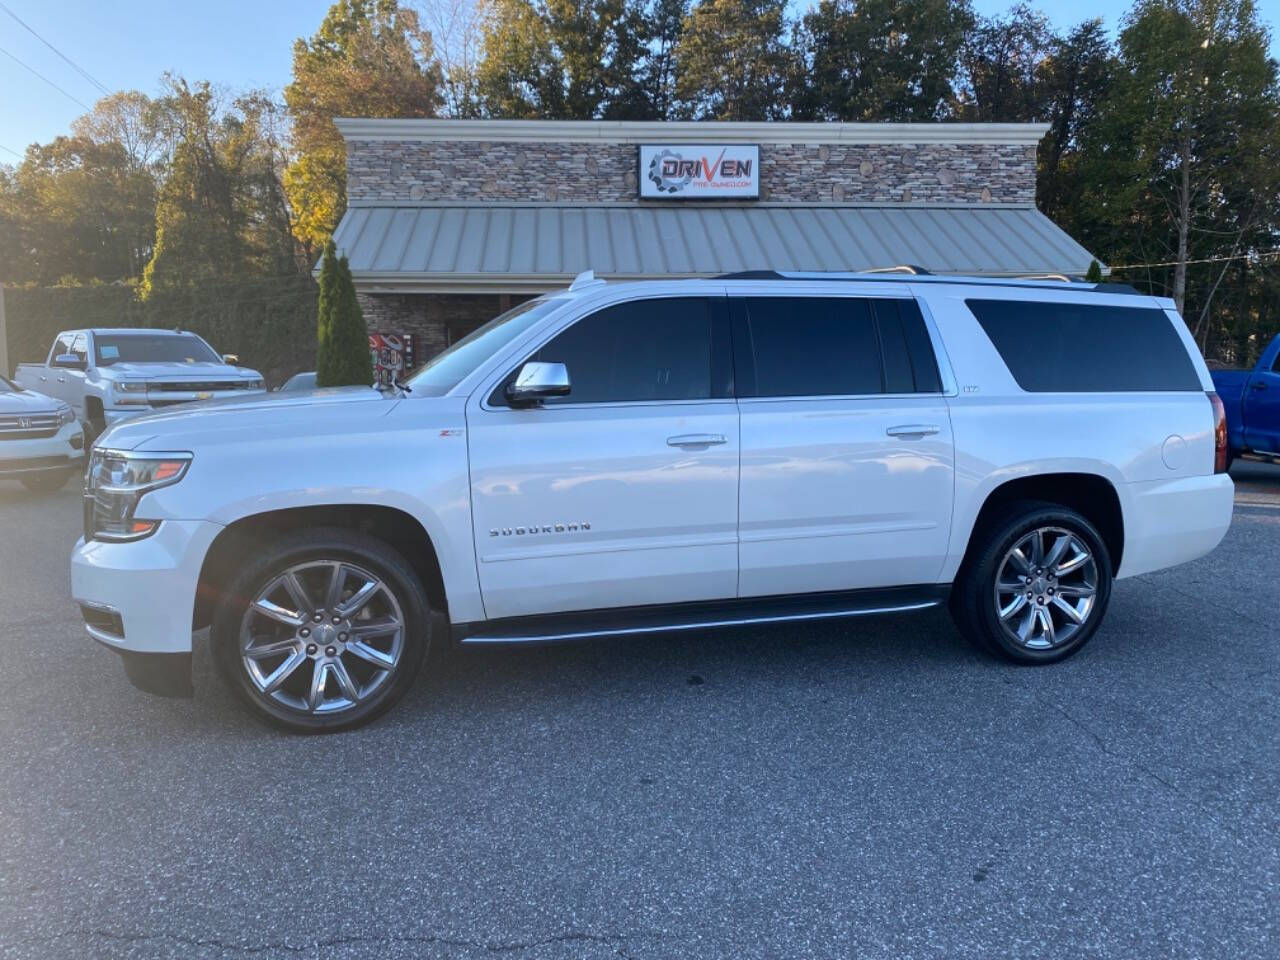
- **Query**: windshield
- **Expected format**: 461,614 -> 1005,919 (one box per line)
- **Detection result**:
405,296 -> 568,396
95,333 -> 221,366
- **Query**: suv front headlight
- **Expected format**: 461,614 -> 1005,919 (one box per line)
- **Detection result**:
84,449 -> 192,542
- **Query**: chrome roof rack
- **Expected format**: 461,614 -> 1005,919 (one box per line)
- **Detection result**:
861,264 -> 932,276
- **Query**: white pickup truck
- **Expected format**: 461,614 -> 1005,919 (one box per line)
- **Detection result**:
72,272 -> 1234,733
14,328 -> 266,436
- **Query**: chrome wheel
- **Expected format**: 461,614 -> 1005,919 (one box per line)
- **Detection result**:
239,560 -> 405,716
993,526 -> 1098,651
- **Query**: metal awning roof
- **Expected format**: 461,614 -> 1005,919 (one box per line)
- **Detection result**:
333,203 -> 1100,294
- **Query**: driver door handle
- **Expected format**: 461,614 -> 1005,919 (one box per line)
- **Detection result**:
667,433 -> 727,448
886,424 -> 940,439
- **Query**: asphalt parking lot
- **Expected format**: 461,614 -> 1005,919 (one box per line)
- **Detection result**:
0,464 -> 1277,960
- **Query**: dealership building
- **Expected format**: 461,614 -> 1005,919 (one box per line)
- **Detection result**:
331,118 -> 1099,362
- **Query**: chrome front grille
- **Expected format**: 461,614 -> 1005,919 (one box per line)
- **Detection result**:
148,381 -> 256,393
0,413 -> 61,441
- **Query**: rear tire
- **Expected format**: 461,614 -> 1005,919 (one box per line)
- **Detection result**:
950,501 -> 1112,664
211,527 -> 431,733
20,470 -> 71,494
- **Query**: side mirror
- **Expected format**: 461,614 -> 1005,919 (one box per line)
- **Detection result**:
53,353 -> 85,370
222,354 -> 240,365
505,361 -> 570,406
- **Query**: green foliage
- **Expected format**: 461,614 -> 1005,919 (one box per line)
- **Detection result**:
476,0 -> 651,119
792,0 -> 974,122
315,242 -> 373,387
284,0 -> 443,252
3,277 -> 318,387
0,135 -> 156,285
143,78 -> 299,297
1085,260 -> 1104,283
674,0 -> 790,120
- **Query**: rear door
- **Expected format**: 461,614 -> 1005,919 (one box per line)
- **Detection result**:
1243,350 -> 1280,454
733,290 -> 955,598
466,294 -> 740,621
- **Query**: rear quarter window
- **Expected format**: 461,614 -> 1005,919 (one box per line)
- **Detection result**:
966,299 -> 1202,392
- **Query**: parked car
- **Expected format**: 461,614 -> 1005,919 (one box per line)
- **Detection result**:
72,271 -> 1234,732
278,371 -> 317,392
0,372 -> 84,492
14,328 -> 266,438
1208,331 -> 1280,466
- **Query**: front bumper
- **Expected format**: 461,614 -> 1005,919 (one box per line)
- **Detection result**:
0,422 -> 85,476
71,519 -> 223,657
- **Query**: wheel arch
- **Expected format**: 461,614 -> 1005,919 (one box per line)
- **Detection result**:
956,471 -> 1125,578
193,504 -> 448,631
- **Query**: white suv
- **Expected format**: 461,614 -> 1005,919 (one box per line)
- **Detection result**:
72,272 -> 1235,732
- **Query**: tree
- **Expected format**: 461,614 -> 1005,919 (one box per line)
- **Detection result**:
1034,19 -> 1115,227
71,91 -> 176,182
316,240 -> 374,387
0,135 -> 156,285
142,78 -> 299,296
673,0 -> 790,120
285,0 -> 443,253
956,2 -> 1054,121
630,0 -> 689,119
791,0 -> 973,122
475,0 -> 649,119
418,0 -> 486,117
1097,0 -> 1280,317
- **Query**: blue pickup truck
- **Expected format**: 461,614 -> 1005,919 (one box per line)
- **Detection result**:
1210,332 -> 1280,466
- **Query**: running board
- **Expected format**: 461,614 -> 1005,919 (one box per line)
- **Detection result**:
453,585 -> 949,645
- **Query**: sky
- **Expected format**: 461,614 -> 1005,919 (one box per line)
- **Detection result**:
2,0 -> 1280,160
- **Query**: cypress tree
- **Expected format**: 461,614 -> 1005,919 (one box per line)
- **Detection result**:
1084,259 -> 1103,283
315,241 -> 373,387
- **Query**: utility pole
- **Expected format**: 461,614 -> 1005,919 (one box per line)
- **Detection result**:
0,284 -> 9,378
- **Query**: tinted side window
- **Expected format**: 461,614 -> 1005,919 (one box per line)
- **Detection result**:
51,334 -> 73,359
967,299 -> 1203,392
743,297 -> 882,397
70,334 -> 89,362
527,297 -> 712,404
896,299 -> 943,393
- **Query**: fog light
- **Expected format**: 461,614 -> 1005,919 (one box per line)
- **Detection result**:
70,432 -> 84,450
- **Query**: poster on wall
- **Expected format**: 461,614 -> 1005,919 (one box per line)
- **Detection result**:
369,333 -> 415,389
638,144 -> 760,199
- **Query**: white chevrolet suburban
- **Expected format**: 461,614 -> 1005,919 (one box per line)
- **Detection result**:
72,272 -> 1235,732
14,328 -> 266,437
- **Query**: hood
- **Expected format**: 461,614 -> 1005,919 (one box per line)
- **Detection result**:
97,385 -> 391,452
99,361 -> 262,380
0,388 -> 67,414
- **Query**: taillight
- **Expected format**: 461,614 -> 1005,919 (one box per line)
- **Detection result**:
1207,391 -> 1228,473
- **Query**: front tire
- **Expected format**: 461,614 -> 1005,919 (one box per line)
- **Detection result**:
951,501 -> 1112,664
211,528 -> 430,733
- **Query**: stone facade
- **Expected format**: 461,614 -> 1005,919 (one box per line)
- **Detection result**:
346,140 -> 1038,206
358,292 -> 533,357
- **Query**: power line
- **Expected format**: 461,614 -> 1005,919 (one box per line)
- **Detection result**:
0,0 -> 109,96
0,44 -> 91,110
1108,249 -> 1280,270
0,142 -> 22,159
